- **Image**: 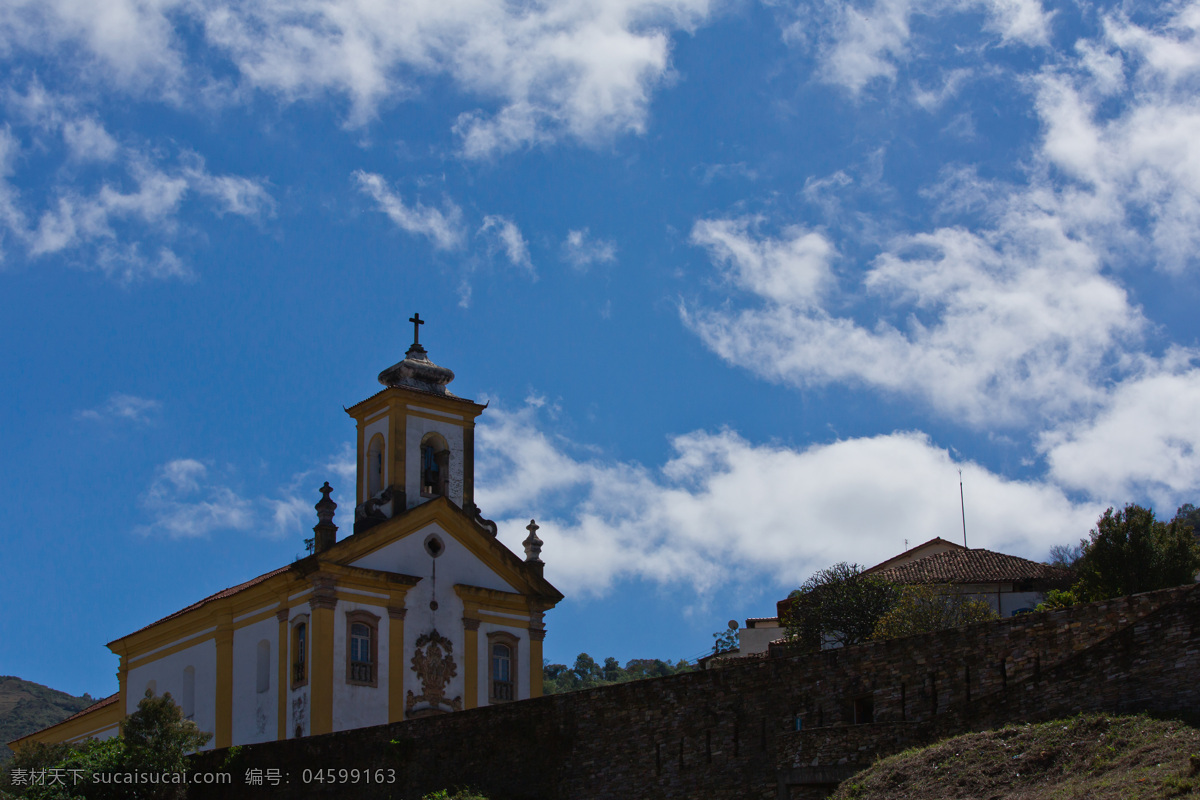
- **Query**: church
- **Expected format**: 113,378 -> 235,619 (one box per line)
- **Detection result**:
13,317 -> 563,750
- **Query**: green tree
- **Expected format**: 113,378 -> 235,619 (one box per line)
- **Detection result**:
1173,503 -> 1200,545
711,621 -> 739,655
570,653 -> 602,686
542,655 -> 693,694
1034,588 -> 1080,611
871,584 -> 999,641
2,690 -> 210,800
540,661 -> 576,694
121,690 -> 210,780
1073,504 -> 1200,602
1047,543 -> 1083,569
783,563 -> 899,651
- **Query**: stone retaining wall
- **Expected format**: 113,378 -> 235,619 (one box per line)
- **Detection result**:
188,584 -> 1199,800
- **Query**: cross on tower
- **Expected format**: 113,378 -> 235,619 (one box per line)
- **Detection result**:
409,313 -> 424,345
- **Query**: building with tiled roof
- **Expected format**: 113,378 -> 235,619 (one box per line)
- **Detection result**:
870,548 -> 1073,589
11,321 -> 562,753
719,540 -> 1073,662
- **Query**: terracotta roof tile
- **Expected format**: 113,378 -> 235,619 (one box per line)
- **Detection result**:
863,537 -> 966,574
10,693 -> 120,745
873,548 -> 1074,585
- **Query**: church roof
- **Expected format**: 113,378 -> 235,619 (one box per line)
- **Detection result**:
44,692 -> 118,731
110,565 -> 293,645
871,548 -> 1074,586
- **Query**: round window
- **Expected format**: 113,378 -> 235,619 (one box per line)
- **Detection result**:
424,533 -> 445,558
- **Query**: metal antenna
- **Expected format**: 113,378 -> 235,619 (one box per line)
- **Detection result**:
959,469 -> 968,549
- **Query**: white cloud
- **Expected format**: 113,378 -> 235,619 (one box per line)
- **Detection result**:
912,68 -> 974,112
138,447 -> 358,541
1041,362 -> 1200,511
183,156 -> 275,218
61,118 -> 119,163
562,227 -> 617,271
691,217 -> 834,308
687,3 -> 1200,430
2,0 -> 719,156
75,393 -> 161,424
0,93 -> 274,281
138,459 -> 258,539
0,0 -> 188,96
475,402 -> 1095,595
354,171 -> 465,251
1029,7 -> 1200,274
479,215 -> 534,276
685,206 -> 1142,427
783,0 -> 1052,94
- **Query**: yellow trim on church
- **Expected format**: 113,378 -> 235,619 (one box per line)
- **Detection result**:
10,697 -> 124,750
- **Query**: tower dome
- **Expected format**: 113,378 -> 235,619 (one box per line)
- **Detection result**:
376,313 -> 456,395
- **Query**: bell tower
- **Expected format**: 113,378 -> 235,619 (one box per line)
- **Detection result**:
345,314 -> 487,533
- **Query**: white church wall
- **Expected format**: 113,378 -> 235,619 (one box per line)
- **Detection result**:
126,637 -> 217,750
331,599 -> 390,733
404,411 -> 465,509
403,569 -> 465,713
352,521 -> 522,714
350,522 -> 516,594
231,615 -> 278,745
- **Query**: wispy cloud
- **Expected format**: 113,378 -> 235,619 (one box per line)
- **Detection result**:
354,171 -> 465,251
137,447 -> 357,541
479,215 -> 535,276
75,393 -> 162,425
782,0 -> 1053,95
0,90 -> 275,282
562,227 -> 617,271
137,460 -> 258,540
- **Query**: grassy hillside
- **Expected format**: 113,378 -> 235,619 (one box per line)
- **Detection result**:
834,714 -> 1200,800
0,677 -> 95,763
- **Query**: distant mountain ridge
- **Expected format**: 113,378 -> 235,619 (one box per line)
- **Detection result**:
0,676 -> 95,763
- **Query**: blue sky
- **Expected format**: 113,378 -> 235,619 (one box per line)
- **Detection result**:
3,0 -> 1200,698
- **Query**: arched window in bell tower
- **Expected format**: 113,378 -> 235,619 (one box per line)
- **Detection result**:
420,432 -> 449,498
367,433 -> 385,498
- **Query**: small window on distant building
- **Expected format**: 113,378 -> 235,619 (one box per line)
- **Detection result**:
291,618 -> 309,688
367,433 -> 385,498
345,611 -> 379,687
488,631 -> 518,703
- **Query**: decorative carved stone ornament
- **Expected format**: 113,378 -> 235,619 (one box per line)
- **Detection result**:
406,629 -> 463,715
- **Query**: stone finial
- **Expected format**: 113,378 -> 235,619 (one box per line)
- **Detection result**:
523,519 -> 544,564
313,482 -> 338,554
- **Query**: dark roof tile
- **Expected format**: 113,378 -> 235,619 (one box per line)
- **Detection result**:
873,548 -> 1073,585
